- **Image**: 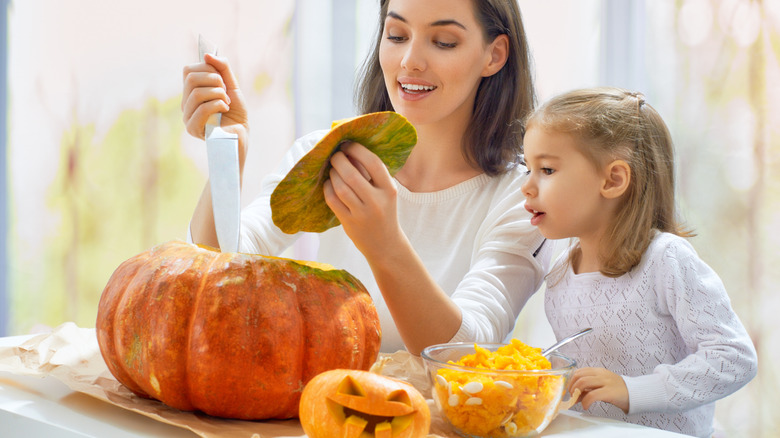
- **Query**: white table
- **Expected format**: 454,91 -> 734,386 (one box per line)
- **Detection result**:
0,334 -> 687,438
0,334 -> 196,437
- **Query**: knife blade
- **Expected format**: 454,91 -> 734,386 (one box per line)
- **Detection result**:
199,35 -> 240,253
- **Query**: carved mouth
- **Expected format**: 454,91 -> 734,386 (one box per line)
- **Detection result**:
327,402 -> 415,437
340,405 -> 412,436
326,375 -> 417,437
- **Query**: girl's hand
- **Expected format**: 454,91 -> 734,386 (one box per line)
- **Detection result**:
181,54 -> 249,160
569,367 -> 630,413
323,142 -> 401,260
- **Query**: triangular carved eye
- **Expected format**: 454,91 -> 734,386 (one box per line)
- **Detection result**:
386,389 -> 411,406
338,376 -> 366,397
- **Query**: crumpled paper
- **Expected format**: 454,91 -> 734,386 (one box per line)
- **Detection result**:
0,322 -> 454,437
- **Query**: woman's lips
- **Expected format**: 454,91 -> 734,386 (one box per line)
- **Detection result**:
398,81 -> 436,101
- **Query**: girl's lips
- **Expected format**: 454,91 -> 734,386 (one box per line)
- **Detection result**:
530,212 -> 545,226
525,204 -> 545,226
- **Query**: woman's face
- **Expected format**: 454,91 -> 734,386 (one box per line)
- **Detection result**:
379,0 -> 499,130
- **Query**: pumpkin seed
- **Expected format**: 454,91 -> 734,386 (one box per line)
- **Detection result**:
436,375 -> 448,388
462,381 -> 484,394
494,380 -> 514,390
464,397 -> 483,406
448,394 -> 460,407
505,421 -> 518,434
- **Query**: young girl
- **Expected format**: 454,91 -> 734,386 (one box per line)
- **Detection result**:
181,0 -> 549,355
520,87 -> 757,437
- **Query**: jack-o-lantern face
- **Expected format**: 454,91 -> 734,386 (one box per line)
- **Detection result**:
299,369 -> 430,438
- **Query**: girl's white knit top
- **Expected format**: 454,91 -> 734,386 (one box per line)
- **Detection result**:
545,232 -> 757,438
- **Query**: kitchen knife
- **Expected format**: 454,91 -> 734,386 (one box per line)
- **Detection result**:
199,35 -> 240,253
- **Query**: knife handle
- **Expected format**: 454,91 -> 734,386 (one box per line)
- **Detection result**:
198,34 -> 223,137
205,113 -> 222,138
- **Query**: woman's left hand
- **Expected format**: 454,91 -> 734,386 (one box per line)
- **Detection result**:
324,142 -> 464,355
323,142 -> 401,260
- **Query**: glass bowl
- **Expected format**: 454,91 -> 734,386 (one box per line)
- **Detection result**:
421,342 -> 576,438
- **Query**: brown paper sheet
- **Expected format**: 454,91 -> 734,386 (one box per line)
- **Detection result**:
0,322 -> 454,437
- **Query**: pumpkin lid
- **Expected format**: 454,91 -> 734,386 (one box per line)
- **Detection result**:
270,111 -> 417,234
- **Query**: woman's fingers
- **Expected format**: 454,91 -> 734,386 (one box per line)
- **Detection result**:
331,150 -> 371,187
340,142 -> 393,188
182,62 -> 226,108
326,145 -> 397,225
182,67 -> 229,138
323,179 -> 348,215
328,153 -> 367,206
181,54 -> 246,139
204,54 -> 241,95
183,98 -> 230,138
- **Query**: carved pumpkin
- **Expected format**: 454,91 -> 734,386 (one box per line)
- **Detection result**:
271,111 -> 417,234
299,369 -> 430,438
96,240 -> 381,420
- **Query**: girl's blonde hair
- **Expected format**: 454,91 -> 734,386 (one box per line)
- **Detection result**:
525,87 -> 693,277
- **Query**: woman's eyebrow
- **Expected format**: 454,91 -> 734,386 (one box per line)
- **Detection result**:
387,11 -> 406,22
431,19 -> 466,30
386,11 -> 467,30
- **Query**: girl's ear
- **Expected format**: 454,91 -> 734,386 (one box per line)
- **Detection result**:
482,34 -> 509,77
601,160 -> 631,199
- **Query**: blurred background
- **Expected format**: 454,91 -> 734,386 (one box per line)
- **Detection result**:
0,0 -> 777,435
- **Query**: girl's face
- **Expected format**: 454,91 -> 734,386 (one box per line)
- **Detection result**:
379,0 -> 500,130
520,127 -> 614,243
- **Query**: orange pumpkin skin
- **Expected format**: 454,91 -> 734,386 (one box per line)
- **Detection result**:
96,240 -> 381,420
299,369 -> 430,438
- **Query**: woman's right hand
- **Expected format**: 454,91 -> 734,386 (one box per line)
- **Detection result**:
181,54 -> 249,163
183,54 -> 249,249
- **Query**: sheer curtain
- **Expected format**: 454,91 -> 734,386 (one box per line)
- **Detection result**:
4,0 -> 296,334
0,0 -> 8,337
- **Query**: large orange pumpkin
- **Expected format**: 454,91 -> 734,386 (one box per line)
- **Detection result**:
299,369 -> 431,438
96,240 -> 381,420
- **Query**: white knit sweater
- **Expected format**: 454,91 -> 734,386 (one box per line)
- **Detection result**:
545,232 -> 757,437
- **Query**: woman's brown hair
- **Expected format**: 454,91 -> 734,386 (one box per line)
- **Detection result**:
354,0 -> 536,175
525,87 -> 693,277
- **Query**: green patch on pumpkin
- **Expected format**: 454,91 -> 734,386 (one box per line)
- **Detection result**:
270,111 -> 417,234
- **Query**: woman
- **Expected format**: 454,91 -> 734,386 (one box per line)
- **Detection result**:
181,0 -> 549,354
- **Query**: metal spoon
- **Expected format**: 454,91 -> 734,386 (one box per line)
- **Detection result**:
541,328 -> 593,357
